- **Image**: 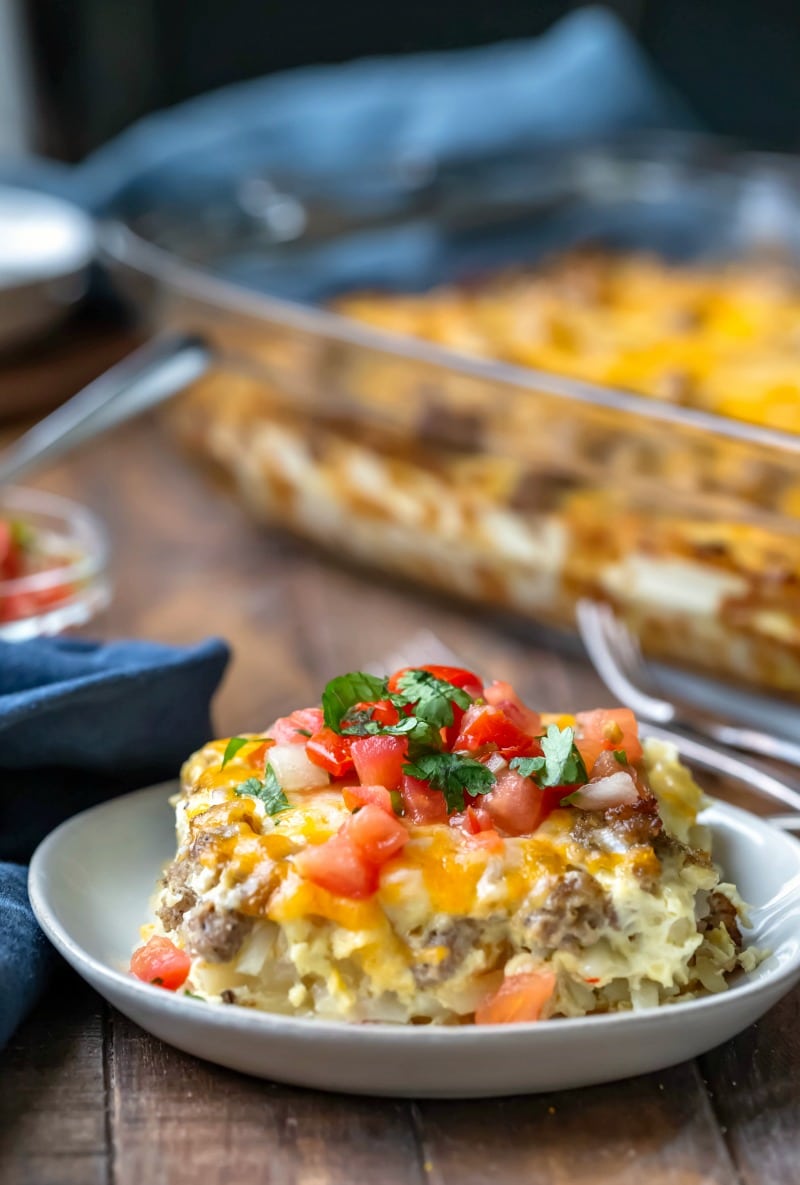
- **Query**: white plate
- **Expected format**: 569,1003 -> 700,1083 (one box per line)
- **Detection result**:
29,780 -> 800,1098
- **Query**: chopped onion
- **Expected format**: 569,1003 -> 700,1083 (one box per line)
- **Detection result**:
268,743 -> 329,791
485,752 -> 508,775
567,771 -> 639,811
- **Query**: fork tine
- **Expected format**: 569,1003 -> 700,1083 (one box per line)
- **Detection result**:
576,599 -> 673,722
604,606 -> 654,688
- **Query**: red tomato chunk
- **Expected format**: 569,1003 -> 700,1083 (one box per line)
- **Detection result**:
483,681 -> 542,735
269,708 -> 325,745
342,784 -> 394,814
294,832 -> 378,898
454,704 -> 542,760
352,699 -> 399,726
305,727 -> 355,777
350,734 -> 407,791
295,805 -> 409,898
348,803 -> 408,864
387,664 -> 483,701
130,936 -> 191,990
574,708 -> 643,772
400,775 -> 449,824
475,970 -> 556,1025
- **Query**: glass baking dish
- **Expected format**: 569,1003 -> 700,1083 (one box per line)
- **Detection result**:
101,137 -> 800,698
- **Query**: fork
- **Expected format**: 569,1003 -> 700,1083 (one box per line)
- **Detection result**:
748,868 -> 800,938
576,599 -> 800,769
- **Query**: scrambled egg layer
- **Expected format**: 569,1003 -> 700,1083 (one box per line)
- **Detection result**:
146,736 -> 754,1023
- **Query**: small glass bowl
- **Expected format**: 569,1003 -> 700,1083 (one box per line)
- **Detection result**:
0,486 -> 111,640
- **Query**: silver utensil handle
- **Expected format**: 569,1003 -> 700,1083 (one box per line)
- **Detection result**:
641,722 -> 800,816
686,713 -> 800,770
766,814 -> 800,832
0,333 -> 212,487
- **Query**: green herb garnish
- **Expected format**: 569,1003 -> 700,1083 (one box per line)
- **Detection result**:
221,736 -> 252,768
403,752 -> 495,814
321,672 -> 388,733
183,990 -> 204,1001
341,708 -> 417,737
234,765 -> 290,815
613,748 -> 627,764
10,519 -> 34,550
295,728 -> 312,738
510,725 -> 588,788
396,669 -> 472,729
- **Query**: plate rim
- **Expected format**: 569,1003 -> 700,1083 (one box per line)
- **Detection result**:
28,779 -> 800,1044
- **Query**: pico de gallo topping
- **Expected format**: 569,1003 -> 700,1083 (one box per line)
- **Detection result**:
0,516 -> 79,624
221,663 -> 645,905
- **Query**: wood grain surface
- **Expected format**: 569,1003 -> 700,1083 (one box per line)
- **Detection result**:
1,336 -> 799,1185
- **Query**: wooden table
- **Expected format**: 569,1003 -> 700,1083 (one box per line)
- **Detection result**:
1,333 -> 799,1185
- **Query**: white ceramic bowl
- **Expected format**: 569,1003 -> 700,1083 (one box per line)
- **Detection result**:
29,781 -> 800,1098
0,186 -> 94,350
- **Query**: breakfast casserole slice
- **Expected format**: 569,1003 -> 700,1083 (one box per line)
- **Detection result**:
132,664 -> 756,1023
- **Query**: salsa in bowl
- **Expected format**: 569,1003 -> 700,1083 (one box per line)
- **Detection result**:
0,486 -> 110,639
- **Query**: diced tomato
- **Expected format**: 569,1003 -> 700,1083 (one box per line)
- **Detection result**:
400,775 -> 449,824
465,827 -> 504,853
352,699 -> 399,726
387,664 -> 483,701
454,704 -> 542,760
305,727 -> 355,777
483,681 -> 542,735
342,784 -> 394,813
268,707 -> 325,745
245,740 -> 271,771
574,708 -> 643,772
347,803 -> 409,864
0,521 -> 10,569
130,936 -> 191,991
450,803 -> 494,834
0,591 -> 38,623
482,768 -> 550,836
32,581 -> 72,610
475,970 -> 556,1025
294,805 -> 408,898
294,832 -> 378,898
449,804 -> 503,850
0,522 -> 23,581
350,734 -> 407,791
441,702 -> 468,749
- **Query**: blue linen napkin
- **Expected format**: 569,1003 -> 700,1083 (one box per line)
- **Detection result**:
0,8 -> 698,305
72,7 -> 692,216
0,636 -> 229,1047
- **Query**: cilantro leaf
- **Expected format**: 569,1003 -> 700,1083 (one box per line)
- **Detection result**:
510,725 -> 587,788
404,718 -> 444,760
613,748 -> 627,764
183,990 -> 205,1001
295,728 -> 312,738
221,736 -> 252,768
234,765 -> 290,815
396,669 -> 472,729
402,752 -> 494,814
321,672 -> 388,733
339,704 -> 441,759
509,755 -> 546,779
10,519 -> 34,551
341,709 -> 417,737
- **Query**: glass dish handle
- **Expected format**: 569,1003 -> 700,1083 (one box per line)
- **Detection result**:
0,333 -> 212,487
